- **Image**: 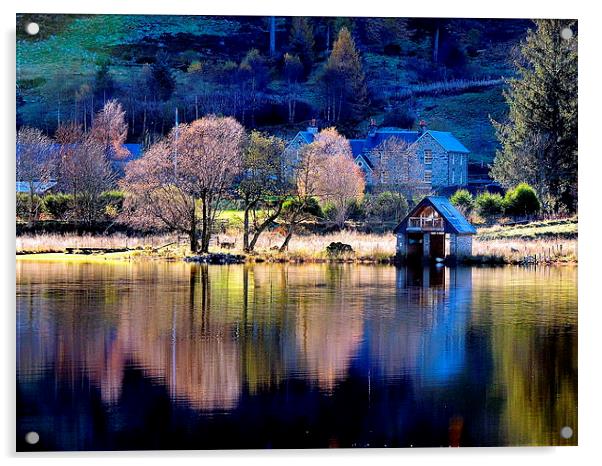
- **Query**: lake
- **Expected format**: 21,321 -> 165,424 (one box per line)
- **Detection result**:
16,260 -> 577,450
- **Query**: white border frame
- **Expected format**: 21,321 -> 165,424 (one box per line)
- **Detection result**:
3,1 -> 599,464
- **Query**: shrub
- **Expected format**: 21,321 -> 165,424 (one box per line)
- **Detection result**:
100,190 -> 125,219
282,197 -> 323,219
450,189 -> 474,215
16,192 -> 43,221
367,191 -> 408,222
504,183 -> 540,216
347,199 -> 366,221
475,191 -> 504,218
382,105 -> 416,129
322,202 -> 337,222
43,193 -> 74,220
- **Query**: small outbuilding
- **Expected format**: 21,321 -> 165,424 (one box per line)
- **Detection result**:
394,196 -> 476,262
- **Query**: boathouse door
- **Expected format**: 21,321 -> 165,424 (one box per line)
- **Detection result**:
430,233 -> 445,259
407,233 -> 423,260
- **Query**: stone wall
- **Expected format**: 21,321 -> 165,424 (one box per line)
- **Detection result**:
414,133 -> 449,188
396,232 -> 407,255
449,234 -> 473,258
422,232 -> 431,256
448,151 -> 469,186
414,134 -> 469,188
456,235 -> 473,258
286,129 -> 469,190
282,134 -> 306,175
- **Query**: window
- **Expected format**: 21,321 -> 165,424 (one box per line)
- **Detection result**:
424,149 -> 433,165
424,170 -> 432,183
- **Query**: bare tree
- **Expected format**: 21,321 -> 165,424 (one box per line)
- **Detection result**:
371,137 -> 425,198
16,127 -> 55,225
89,99 -> 129,159
278,143 -> 325,252
121,116 -> 245,252
279,127 -> 354,249
120,138 -> 195,240
317,154 -> 365,227
61,137 -> 116,224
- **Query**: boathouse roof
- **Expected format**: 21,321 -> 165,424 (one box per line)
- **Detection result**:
394,196 -> 477,235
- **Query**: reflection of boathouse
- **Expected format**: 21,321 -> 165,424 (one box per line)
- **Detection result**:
394,196 -> 476,262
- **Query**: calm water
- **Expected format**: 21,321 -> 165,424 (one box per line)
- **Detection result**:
16,261 -> 577,450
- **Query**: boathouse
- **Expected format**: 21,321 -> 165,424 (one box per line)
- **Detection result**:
394,196 -> 476,262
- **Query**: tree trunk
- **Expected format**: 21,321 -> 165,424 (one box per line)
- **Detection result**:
433,25 -> 440,64
269,17 -> 276,56
279,227 -> 294,252
200,195 -> 209,253
27,186 -> 35,227
243,201 -> 253,252
248,201 -> 284,251
190,202 -> 198,252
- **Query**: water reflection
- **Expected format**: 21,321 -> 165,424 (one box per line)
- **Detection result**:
16,261 -> 577,450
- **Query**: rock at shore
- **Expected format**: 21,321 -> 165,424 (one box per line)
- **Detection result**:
184,253 -> 246,264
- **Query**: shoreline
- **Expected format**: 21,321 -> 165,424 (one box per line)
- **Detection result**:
15,249 -> 578,266
16,222 -> 578,266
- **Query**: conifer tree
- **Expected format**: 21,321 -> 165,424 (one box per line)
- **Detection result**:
320,27 -> 368,125
288,17 -> 315,72
491,20 -> 577,212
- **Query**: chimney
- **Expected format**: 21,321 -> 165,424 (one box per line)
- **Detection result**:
419,120 -> 428,134
368,118 -> 377,137
307,118 -> 318,134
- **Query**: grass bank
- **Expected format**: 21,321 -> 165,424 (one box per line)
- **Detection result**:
16,220 -> 577,265
476,217 -> 578,240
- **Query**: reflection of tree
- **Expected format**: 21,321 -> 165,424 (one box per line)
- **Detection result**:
17,261 -> 577,447
294,267 -> 365,391
472,266 -> 578,445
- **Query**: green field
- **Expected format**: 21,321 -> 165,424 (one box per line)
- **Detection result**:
477,217 -> 578,240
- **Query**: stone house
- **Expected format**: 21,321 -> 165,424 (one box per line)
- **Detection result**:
394,196 -> 476,262
283,121 -> 470,191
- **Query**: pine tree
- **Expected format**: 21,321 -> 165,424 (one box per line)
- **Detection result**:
93,61 -> 116,103
283,53 -> 303,123
288,17 -> 315,72
321,27 -> 368,125
147,52 -> 175,102
491,20 -> 577,212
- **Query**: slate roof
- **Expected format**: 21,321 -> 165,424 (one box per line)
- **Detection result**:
354,153 -> 374,170
421,131 -> 470,153
362,128 -> 420,153
16,143 -> 143,161
349,139 -> 365,157
287,127 -> 469,160
394,196 -> 477,235
123,143 -> 143,159
16,181 -> 57,194
297,131 -> 316,144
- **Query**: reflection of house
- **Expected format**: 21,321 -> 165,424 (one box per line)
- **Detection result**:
394,196 -> 476,261
416,267 -> 472,385
283,121 -> 470,190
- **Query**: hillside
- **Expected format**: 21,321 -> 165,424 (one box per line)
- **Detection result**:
16,14 -> 532,165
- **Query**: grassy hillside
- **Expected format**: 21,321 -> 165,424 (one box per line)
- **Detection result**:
477,217 -> 578,240
16,15 -> 531,164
